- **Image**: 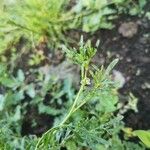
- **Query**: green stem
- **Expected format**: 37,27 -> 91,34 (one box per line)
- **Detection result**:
35,83 -> 85,150
35,64 -> 89,149
35,125 -> 65,150
60,66 -> 88,125
60,82 -> 85,125
72,89 -> 96,114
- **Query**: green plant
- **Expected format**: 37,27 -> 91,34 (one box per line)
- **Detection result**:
0,119 -> 37,150
133,130 -> 150,148
1,0 -> 148,54
123,128 -> 150,149
0,38 -> 147,149
0,59 -> 76,149
35,39 -> 145,149
127,0 -> 147,16
0,1 -> 149,149
0,0 -> 69,52
72,0 -> 124,32
28,50 -> 45,66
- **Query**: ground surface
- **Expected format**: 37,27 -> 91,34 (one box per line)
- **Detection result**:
94,15 -> 150,130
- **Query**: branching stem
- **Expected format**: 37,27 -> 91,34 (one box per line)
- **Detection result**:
60,82 -> 85,125
35,65 -> 87,149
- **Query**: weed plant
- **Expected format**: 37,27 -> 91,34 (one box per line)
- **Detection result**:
0,0 -> 148,53
0,38 -> 148,149
0,0 -> 149,149
35,39 -> 146,150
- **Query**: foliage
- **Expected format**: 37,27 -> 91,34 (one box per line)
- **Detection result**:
0,38 -> 147,149
0,120 -> 37,150
0,55 -> 75,149
127,0 -> 147,16
0,0 -> 148,53
35,40 -> 145,150
72,0 -> 125,32
0,0 -> 149,149
133,130 -> 150,148
0,63 -> 38,149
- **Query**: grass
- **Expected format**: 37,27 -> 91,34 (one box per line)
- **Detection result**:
0,0 -> 146,53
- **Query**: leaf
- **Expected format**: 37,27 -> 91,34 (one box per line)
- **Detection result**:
63,78 -> 75,101
66,140 -> 77,150
38,103 -> 63,115
105,58 -> 119,76
11,105 -> 21,122
96,90 -> 118,113
0,94 -> 5,111
0,77 -> 20,88
133,130 -> 150,148
14,90 -> 25,101
26,84 -> 36,98
17,69 -> 25,82
139,0 -> 146,9
0,64 -> 6,75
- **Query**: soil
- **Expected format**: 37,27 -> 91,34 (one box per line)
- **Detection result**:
93,15 -> 150,130
22,106 -> 53,136
67,12 -> 150,130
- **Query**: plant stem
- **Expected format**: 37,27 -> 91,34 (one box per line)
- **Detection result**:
60,65 -> 88,125
60,82 -> 85,125
35,66 -> 87,149
72,88 -> 96,114
35,82 -> 85,150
